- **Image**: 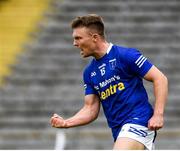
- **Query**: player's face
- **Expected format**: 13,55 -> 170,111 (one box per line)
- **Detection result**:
72,27 -> 96,58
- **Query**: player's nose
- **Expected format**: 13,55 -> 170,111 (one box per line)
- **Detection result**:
73,40 -> 78,47
73,40 -> 77,46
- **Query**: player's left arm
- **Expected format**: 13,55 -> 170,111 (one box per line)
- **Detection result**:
144,65 -> 168,130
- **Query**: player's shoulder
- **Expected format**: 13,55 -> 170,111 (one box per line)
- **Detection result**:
112,44 -> 141,60
113,44 -> 140,55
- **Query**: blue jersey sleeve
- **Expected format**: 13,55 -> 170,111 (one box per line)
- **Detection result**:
125,48 -> 153,77
83,67 -> 98,95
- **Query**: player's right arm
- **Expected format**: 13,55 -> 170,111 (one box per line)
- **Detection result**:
50,94 -> 100,128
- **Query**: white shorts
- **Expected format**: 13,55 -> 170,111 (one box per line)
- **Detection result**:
117,123 -> 156,150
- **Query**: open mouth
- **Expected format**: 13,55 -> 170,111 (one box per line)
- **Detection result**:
80,49 -> 84,55
80,51 -> 84,55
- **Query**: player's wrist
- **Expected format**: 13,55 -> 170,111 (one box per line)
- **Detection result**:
153,111 -> 164,117
63,120 -> 69,128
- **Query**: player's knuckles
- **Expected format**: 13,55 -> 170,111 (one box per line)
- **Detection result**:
149,123 -> 158,130
52,119 -> 59,126
50,117 -> 64,128
55,119 -> 64,127
51,117 -> 56,123
50,119 -> 55,125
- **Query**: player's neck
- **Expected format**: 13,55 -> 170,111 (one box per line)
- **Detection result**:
93,41 -> 110,60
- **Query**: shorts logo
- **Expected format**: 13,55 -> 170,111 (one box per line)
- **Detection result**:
128,126 -> 148,137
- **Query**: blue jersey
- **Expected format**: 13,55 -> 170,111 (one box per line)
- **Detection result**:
83,44 -> 153,141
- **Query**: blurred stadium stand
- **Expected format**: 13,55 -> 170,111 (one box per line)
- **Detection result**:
0,0 -> 180,149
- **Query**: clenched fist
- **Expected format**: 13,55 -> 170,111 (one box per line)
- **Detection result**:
50,113 -> 67,128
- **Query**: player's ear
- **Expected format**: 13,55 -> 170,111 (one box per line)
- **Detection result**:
92,33 -> 98,42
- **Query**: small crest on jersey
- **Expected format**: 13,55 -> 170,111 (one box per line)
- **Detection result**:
109,58 -> 116,70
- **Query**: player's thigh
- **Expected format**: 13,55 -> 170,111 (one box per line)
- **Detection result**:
113,137 -> 145,150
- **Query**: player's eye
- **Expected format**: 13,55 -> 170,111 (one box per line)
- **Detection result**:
75,37 -> 82,40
